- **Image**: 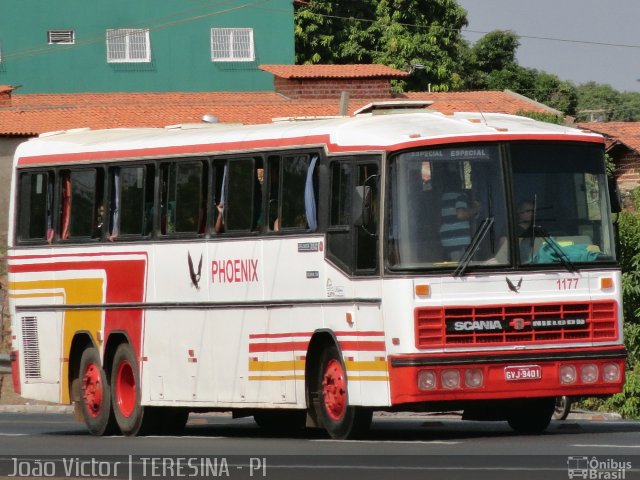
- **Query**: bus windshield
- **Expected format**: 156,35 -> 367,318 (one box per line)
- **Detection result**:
387,142 -> 615,271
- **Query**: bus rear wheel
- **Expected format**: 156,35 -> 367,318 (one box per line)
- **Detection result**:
315,345 -> 372,440
79,347 -> 117,436
110,343 -> 156,436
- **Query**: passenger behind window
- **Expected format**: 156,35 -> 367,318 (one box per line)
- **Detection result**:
439,188 -> 479,261
60,173 -> 71,240
214,202 -> 224,233
93,204 -> 105,239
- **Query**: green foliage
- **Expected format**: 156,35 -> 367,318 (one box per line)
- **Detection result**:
617,209 -> 640,325
470,30 -> 519,72
294,2 -> 377,65
514,110 -> 565,125
294,0 -> 468,92
602,367 -> 640,419
575,82 -> 640,121
0,241 -> 5,277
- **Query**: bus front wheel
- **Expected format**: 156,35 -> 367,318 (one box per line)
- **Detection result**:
507,397 -> 555,434
315,345 -> 372,440
78,347 -> 117,436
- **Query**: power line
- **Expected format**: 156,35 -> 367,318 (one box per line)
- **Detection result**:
0,0 -> 272,62
293,8 -> 640,50
463,28 -> 640,49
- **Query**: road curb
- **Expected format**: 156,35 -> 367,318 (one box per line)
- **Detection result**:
0,404 -> 74,414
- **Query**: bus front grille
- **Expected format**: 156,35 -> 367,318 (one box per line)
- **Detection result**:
415,301 -> 617,348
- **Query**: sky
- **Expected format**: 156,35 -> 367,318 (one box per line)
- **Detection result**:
456,0 -> 640,93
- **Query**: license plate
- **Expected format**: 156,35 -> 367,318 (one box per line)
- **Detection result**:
504,365 -> 542,381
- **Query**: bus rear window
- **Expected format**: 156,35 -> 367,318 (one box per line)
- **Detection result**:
18,171 -> 53,242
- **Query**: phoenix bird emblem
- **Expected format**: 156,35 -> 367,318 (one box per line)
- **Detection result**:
187,252 -> 203,289
505,276 -> 523,293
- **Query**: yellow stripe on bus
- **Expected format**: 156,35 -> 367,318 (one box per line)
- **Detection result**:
345,360 -> 388,372
8,292 -> 65,299
9,278 -> 105,404
347,376 -> 389,382
248,360 -> 306,372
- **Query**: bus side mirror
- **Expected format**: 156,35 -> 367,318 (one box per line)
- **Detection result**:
608,177 -> 622,213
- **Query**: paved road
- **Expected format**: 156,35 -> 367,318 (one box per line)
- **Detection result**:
0,412 -> 638,479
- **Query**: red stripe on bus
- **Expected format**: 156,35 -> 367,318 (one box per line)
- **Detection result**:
249,342 -> 310,353
17,135 -> 333,166
249,340 -> 385,353
248,331 -> 384,340
9,257 -> 147,359
16,133 -> 603,166
339,341 -> 386,352
8,251 -> 147,261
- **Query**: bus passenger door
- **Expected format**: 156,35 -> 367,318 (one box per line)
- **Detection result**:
326,158 -> 380,276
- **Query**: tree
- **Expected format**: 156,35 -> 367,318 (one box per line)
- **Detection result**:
294,1 -> 378,65
471,30 -> 519,72
370,0 -> 468,91
294,0 -> 468,91
458,30 -> 577,115
575,82 -> 623,121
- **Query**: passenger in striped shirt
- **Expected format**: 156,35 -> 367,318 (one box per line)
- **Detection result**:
439,191 -> 478,261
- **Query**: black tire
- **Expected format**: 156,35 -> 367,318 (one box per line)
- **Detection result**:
110,343 -> 156,436
507,397 -> 555,434
313,345 -> 372,440
552,396 -> 572,421
253,410 -> 306,434
78,347 -> 118,436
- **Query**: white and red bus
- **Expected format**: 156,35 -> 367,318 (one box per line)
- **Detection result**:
7,103 -> 626,438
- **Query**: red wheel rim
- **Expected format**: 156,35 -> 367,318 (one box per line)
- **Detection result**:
82,363 -> 103,418
322,358 -> 347,420
116,360 -> 136,418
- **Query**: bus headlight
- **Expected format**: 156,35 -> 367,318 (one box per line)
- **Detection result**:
602,363 -> 621,383
559,365 -> 577,384
580,364 -> 598,384
441,370 -> 461,389
417,370 -> 437,390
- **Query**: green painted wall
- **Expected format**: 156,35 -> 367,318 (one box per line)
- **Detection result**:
0,0 -> 293,93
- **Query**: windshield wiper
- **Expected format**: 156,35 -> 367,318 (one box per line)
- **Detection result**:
454,217 -> 495,277
532,225 -> 578,273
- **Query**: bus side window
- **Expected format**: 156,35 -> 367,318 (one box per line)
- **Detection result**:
212,161 -> 226,234
355,163 -> 379,272
327,161 -> 354,271
109,165 -> 155,239
267,156 -> 280,231
60,168 -> 103,240
279,154 -> 318,230
160,160 -> 206,235
327,159 -> 379,274
18,171 -> 54,243
225,158 -> 256,232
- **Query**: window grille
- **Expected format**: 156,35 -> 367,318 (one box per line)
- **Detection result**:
210,28 -> 254,62
48,30 -> 75,45
106,29 -> 151,63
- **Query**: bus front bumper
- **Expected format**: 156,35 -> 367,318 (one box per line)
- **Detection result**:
388,346 -> 626,405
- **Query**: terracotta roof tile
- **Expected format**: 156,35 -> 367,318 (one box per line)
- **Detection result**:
578,122 -> 640,152
0,90 -> 558,136
260,64 -> 409,79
